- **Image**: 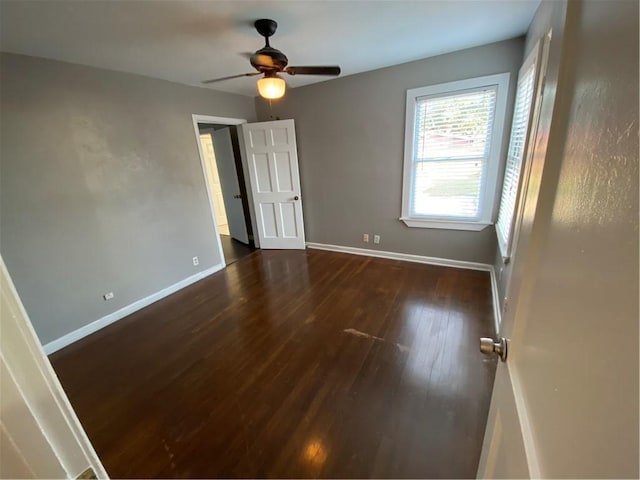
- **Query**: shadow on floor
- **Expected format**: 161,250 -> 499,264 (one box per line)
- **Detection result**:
220,234 -> 255,265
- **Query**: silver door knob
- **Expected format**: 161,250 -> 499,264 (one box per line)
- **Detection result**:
480,337 -> 508,362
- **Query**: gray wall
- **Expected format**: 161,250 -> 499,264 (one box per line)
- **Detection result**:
0,53 -> 256,345
492,1 -> 569,314
255,38 -> 525,264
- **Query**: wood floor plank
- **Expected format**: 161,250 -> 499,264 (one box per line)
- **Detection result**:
50,249 -> 497,478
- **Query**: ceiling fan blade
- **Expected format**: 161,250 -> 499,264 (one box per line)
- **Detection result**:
284,66 -> 341,76
201,72 -> 261,84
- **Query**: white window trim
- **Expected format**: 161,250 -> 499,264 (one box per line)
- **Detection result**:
496,42 -> 544,259
400,72 -> 511,231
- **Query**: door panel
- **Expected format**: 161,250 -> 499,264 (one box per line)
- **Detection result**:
241,120 -> 305,249
274,153 -> 294,191
248,129 -> 268,148
253,153 -> 272,192
259,203 -> 278,238
211,128 -> 249,244
271,127 -> 289,145
280,203 -> 298,238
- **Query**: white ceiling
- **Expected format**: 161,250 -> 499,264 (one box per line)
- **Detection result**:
0,0 -> 540,97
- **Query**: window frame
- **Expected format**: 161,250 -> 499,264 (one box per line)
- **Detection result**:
401,73 -> 511,231
496,42 -> 543,259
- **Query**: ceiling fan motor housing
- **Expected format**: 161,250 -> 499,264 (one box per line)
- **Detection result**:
251,47 -> 288,71
251,19 -> 288,72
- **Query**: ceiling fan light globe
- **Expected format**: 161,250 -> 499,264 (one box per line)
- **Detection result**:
257,76 -> 286,99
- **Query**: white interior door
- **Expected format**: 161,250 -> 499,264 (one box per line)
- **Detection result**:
240,119 -> 305,249
211,128 -> 249,244
478,2 -> 639,476
478,36 -> 548,478
0,258 -> 107,479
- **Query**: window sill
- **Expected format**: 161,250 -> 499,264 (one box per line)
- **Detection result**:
400,217 -> 492,232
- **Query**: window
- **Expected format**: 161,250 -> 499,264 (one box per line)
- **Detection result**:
401,73 -> 510,230
496,43 -> 542,258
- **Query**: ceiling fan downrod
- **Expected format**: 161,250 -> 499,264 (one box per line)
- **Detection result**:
254,18 -> 278,47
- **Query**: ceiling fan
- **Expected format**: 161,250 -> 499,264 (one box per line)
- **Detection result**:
202,19 -> 341,99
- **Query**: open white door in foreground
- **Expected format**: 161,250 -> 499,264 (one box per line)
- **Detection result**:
241,119 -> 305,249
0,258 -> 107,479
478,2 -> 638,477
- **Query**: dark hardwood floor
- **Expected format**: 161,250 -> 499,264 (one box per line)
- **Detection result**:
50,249 -> 497,479
220,234 -> 255,265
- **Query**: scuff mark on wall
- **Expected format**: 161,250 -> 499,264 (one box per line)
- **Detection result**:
616,120 -> 636,144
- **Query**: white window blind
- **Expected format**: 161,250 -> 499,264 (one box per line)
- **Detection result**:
496,50 -> 539,257
411,87 -> 497,219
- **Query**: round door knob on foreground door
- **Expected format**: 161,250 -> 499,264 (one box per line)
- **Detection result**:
480,337 -> 508,362
293,196 -> 299,201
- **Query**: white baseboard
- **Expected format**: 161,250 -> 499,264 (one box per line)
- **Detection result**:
43,263 -> 225,355
306,242 -> 501,333
306,242 -> 492,271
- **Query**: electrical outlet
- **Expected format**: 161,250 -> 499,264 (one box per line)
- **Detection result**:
362,234 -> 369,243
373,235 -> 380,244
192,256 -> 199,266
103,292 -> 114,301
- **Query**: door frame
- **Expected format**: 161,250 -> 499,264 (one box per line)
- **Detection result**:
477,29 -> 555,479
191,115 -> 260,265
1,257 -> 108,478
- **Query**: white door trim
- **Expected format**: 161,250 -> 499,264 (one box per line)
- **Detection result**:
191,115 -> 258,262
1,257 -> 108,478
478,31 -> 553,479
192,114 -> 248,127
